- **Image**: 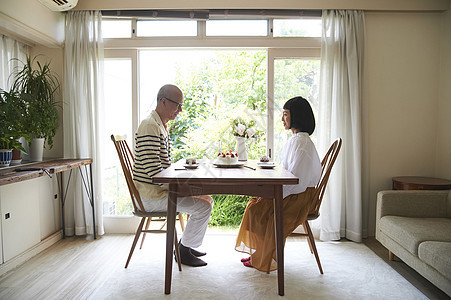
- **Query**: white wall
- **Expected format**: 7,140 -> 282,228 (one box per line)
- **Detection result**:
436,9 -> 451,179
0,0 -> 64,47
364,12 -> 446,234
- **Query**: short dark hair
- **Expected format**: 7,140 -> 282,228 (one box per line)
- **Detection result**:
283,96 -> 316,135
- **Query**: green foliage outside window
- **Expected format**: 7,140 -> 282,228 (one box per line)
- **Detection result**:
169,50 -> 267,162
209,195 -> 250,227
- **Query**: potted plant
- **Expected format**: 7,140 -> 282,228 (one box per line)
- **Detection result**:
0,89 -> 29,167
10,55 -> 60,161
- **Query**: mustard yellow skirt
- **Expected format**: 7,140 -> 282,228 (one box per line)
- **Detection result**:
235,188 -> 315,272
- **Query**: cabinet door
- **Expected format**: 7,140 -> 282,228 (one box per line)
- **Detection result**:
0,179 -> 41,261
39,176 -> 60,239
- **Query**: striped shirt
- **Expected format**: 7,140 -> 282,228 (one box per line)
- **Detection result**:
133,110 -> 172,200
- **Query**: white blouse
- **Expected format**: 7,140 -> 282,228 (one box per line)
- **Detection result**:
280,132 -> 321,199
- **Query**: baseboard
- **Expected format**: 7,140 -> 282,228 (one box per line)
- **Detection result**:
0,230 -> 62,277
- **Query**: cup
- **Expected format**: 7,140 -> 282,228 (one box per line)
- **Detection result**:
185,158 -> 196,165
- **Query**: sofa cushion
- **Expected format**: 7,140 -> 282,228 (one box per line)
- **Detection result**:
418,241 -> 451,279
379,216 -> 451,255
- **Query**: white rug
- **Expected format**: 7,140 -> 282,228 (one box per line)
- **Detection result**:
90,232 -> 427,300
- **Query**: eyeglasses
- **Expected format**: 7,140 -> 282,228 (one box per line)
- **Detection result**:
162,97 -> 183,109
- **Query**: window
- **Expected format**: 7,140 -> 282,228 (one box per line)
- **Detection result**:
102,20 -> 132,38
206,20 -> 268,36
102,18 -> 321,217
103,57 -> 133,215
136,20 -> 197,36
273,58 -> 320,162
273,19 -> 322,37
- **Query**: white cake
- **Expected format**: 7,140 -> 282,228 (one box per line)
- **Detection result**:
216,151 -> 239,165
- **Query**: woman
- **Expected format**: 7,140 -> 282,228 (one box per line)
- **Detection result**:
235,96 -> 321,272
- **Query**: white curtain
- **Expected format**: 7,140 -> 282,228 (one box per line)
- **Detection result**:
312,10 -> 365,242
0,34 -> 28,91
63,11 -> 104,236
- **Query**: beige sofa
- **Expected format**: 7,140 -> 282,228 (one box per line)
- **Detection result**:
376,190 -> 451,296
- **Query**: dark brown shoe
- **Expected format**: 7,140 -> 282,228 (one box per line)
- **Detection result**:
177,244 -> 207,267
190,248 -> 206,257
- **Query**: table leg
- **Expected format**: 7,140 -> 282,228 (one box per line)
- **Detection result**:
89,164 -> 96,239
274,185 -> 284,296
78,164 -> 97,239
165,183 -> 178,294
57,173 -> 65,239
57,170 -> 73,239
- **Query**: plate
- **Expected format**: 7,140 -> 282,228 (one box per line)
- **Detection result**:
257,162 -> 276,169
213,161 -> 246,168
183,164 -> 199,169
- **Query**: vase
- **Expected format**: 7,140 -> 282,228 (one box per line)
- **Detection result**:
30,137 -> 45,162
235,136 -> 247,161
0,149 -> 12,168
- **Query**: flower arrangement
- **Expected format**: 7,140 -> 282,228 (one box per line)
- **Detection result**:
232,118 -> 257,139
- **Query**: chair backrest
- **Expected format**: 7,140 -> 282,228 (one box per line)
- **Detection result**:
308,138 -> 342,217
110,134 -> 145,212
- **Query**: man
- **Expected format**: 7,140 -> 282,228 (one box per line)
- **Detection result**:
133,84 -> 213,267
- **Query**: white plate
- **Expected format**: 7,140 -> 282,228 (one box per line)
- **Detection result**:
213,161 -> 246,168
257,162 -> 276,169
183,164 -> 199,169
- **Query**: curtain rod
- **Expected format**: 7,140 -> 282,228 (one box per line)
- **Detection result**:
101,9 -> 322,20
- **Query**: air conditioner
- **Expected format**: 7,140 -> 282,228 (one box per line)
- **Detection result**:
37,0 -> 78,11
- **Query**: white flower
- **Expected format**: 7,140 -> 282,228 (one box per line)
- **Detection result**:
245,128 -> 256,138
235,123 -> 246,136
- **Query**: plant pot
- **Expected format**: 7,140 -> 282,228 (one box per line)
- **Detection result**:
11,149 -> 22,165
0,149 -> 12,168
30,138 -> 45,162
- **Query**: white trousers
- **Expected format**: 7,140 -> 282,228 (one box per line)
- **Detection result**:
142,195 -> 213,249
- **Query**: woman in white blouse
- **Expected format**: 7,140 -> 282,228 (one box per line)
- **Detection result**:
235,96 -> 321,272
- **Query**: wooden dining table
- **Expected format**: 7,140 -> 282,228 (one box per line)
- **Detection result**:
152,159 -> 299,296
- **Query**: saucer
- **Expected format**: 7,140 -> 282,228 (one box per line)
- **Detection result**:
183,164 -> 199,169
257,162 -> 276,169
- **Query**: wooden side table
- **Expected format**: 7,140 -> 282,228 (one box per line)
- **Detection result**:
392,176 -> 451,190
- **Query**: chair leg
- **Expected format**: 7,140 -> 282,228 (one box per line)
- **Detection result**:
159,219 -> 167,230
304,221 -> 323,274
174,228 -> 182,271
140,217 -> 152,249
125,217 -> 146,268
303,222 -> 314,254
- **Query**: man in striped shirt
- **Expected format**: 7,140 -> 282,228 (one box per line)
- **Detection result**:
133,84 -> 213,267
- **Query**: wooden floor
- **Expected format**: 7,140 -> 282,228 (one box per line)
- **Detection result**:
0,235 -> 131,300
0,234 -> 448,300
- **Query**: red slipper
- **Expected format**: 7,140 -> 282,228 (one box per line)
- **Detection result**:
240,256 -> 251,263
243,261 -> 253,268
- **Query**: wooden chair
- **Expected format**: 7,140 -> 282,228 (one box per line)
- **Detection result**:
296,138 -> 342,274
110,134 -> 184,270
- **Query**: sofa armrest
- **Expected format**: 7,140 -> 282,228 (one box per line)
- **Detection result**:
376,190 -> 450,220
